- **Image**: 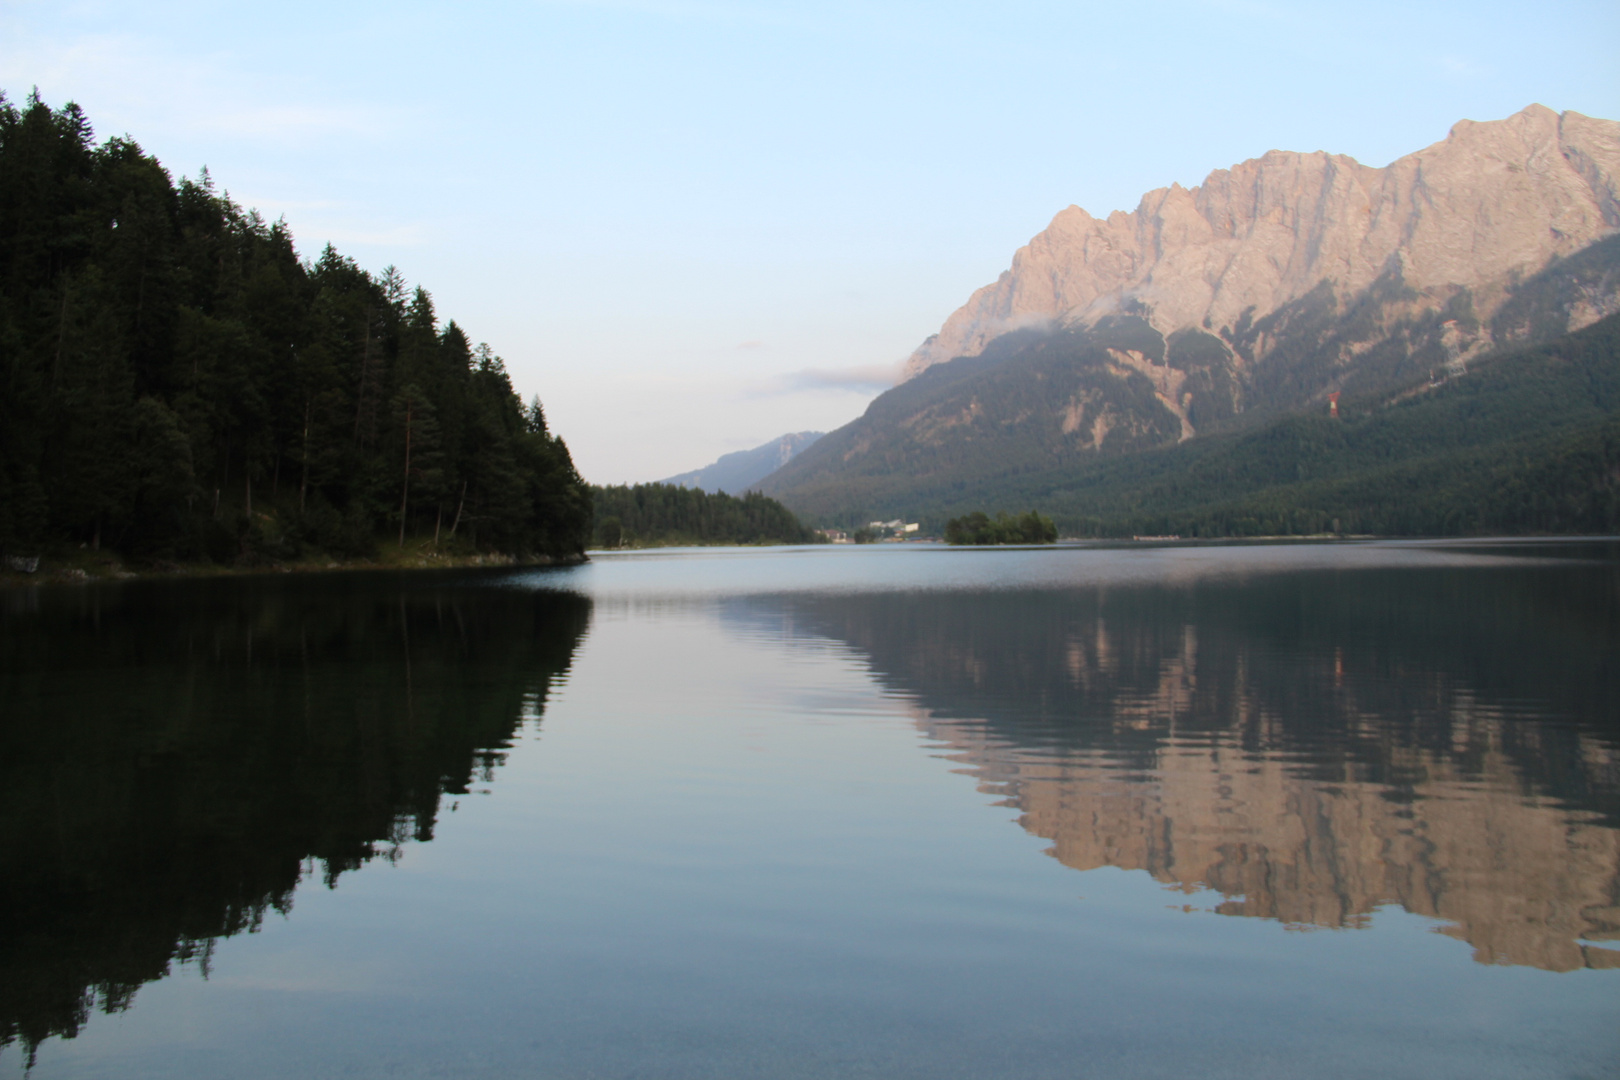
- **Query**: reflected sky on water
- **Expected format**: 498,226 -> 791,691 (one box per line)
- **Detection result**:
3,541 -> 1618,1078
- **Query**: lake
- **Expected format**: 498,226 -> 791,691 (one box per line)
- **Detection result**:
2,540 -> 1618,1078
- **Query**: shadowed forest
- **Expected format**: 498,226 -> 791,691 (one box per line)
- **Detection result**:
590,482 -> 820,547
0,91 -> 591,566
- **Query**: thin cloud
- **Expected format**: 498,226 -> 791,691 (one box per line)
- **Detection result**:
226,193 -> 431,249
312,224 -> 431,248
536,0 -> 809,32
196,104 -> 393,142
1436,54 -> 1490,79
749,361 -> 902,397
230,195 -> 341,212
2,32 -> 403,148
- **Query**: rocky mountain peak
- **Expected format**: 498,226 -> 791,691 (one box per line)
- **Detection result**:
903,105 -> 1620,380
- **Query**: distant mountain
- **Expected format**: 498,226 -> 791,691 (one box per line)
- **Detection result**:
762,105 -> 1620,531
662,431 -> 823,493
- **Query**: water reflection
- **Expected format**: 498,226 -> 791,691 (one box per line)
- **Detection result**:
739,558 -> 1620,972
0,573 -> 591,1061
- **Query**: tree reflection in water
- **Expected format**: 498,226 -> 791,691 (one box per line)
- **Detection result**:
0,572 -> 591,1063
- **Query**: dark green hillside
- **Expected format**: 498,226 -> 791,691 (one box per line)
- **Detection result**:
1034,310 -> 1620,536
0,91 -> 590,566
590,483 -> 820,547
772,310 -> 1620,537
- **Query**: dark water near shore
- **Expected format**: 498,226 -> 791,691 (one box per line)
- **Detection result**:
3,540 -> 1618,1078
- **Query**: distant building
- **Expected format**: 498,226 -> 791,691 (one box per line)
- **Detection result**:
862,520 -> 924,542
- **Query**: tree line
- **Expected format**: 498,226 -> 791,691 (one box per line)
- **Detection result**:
590,483 -> 820,547
0,90 -> 591,565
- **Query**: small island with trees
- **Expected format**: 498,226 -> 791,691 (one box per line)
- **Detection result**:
943,511 -> 1058,545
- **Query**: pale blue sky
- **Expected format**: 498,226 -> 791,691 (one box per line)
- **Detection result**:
4,0 -> 1617,483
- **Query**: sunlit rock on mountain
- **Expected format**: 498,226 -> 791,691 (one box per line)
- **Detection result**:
903,105 -> 1620,381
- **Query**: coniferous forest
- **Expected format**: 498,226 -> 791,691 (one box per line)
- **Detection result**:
0,91 -> 592,566
590,483 -> 821,547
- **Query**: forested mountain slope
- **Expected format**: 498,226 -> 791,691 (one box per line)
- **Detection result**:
766,310 -> 1620,537
0,91 -> 590,565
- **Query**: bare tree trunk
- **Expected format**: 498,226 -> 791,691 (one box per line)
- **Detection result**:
54,284 -> 69,388
353,315 -> 374,447
398,403 -> 412,548
299,398 -> 311,515
134,248 -> 147,332
449,480 -> 467,538
433,507 -> 442,548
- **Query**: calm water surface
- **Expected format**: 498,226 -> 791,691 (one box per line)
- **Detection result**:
3,540 -> 1618,1078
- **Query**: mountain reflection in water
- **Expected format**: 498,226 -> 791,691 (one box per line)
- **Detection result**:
0,573 -> 591,1062
736,557 -> 1620,973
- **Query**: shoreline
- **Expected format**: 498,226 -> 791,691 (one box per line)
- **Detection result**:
8,532 -> 1612,588
0,547 -> 588,590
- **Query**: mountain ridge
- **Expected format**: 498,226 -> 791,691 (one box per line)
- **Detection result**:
662,431 -> 822,493
904,104 -> 1620,381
